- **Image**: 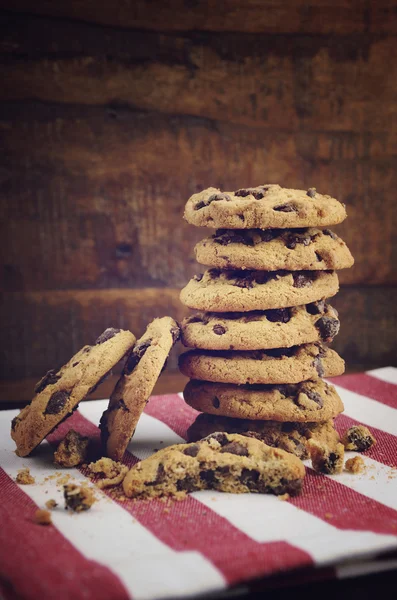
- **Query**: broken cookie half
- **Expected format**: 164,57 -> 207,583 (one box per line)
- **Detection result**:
122,432 -> 305,500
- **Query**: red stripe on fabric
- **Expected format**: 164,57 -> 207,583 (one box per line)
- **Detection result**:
0,467 -> 129,600
331,373 -> 397,409
335,414 -> 397,468
144,393 -> 199,439
146,393 -> 397,535
51,411 -> 312,585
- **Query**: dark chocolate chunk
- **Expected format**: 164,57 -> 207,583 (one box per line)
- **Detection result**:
11,416 -> 18,431
292,273 -> 313,288
72,362 -> 79,367
124,340 -> 151,374
273,203 -> 297,212
346,428 -> 374,452
272,478 -> 303,496
315,251 -> 323,262
183,444 -> 200,457
200,470 -> 216,485
195,193 -> 231,210
213,324 -> 226,335
34,370 -> 61,394
95,328 -> 121,345
117,398 -> 129,412
146,464 -> 166,486
204,432 -> 229,446
177,476 -> 199,492
235,185 -> 272,200
193,273 -> 203,282
285,230 -> 313,250
212,397 -> 220,409
240,468 -> 260,489
195,200 -> 206,210
297,385 -> 324,408
45,390 -> 70,415
170,325 -> 181,344
313,356 -> 325,377
306,300 -> 326,315
265,308 -> 291,323
306,187 -> 317,198
208,268 -> 221,279
323,229 -> 337,240
316,316 -> 340,342
214,230 -> 254,246
220,441 -> 249,457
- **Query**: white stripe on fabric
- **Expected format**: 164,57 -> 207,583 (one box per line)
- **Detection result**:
333,385 -> 397,435
367,366 -> 397,385
0,410 -> 225,600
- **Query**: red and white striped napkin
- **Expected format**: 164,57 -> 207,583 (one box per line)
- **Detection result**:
1,367 -> 397,600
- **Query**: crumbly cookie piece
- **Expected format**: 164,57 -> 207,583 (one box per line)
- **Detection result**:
54,430 -> 89,467
16,467 -> 35,485
181,301 -> 340,351
195,228 -> 354,271
184,185 -> 347,229
308,440 -> 345,475
342,426 -> 376,452
88,458 -> 128,488
123,432 -> 305,499
34,509 -> 52,526
64,484 -> 96,512
184,379 -> 344,422
187,414 -> 340,460
45,499 -> 58,510
11,327 -> 136,457
101,317 -> 180,461
180,269 -> 339,312
345,456 -> 365,474
179,343 -> 344,385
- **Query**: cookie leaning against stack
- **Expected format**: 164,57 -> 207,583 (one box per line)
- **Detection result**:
179,184 -> 354,468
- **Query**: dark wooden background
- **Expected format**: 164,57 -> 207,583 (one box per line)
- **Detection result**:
1,0 -> 396,405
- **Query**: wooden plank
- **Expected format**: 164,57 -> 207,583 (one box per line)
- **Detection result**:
0,103 -> 396,288
1,15 -> 397,132
1,0 -> 396,34
0,287 -> 396,386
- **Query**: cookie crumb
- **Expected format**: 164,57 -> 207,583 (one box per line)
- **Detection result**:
345,456 -> 365,473
56,473 -> 72,486
34,509 -> 52,525
278,493 -> 290,501
16,468 -> 35,485
45,499 -> 58,510
325,512 -> 333,519
64,484 -> 96,512
308,440 -> 344,475
88,457 -> 128,489
54,430 -> 89,467
342,425 -> 376,452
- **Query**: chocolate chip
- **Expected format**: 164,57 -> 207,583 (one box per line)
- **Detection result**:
313,356 -> 325,377
316,316 -> 340,342
177,477 -> 199,492
200,470 -> 216,484
220,442 -> 249,456
306,300 -> 325,315
298,385 -> 324,408
195,200 -> 206,210
238,214 -> 245,221
265,308 -> 291,323
213,324 -> 226,335
34,370 -> 61,394
315,251 -> 323,262
183,444 -> 200,457
146,464 -> 166,486
273,203 -> 297,212
214,230 -> 254,246
195,193 -> 231,210
205,432 -> 228,446
170,325 -> 181,344
95,328 -> 121,345
72,362 -> 79,367
124,340 -> 151,374
45,390 -> 70,415
83,347 -> 91,353
235,186 -> 271,200
292,273 -> 313,288
346,429 -> 374,452
307,188 -> 317,198
273,478 -> 303,496
117,398 -> 129,411
323,229 -> 337,240
193,273 -> 203,282
234,188 -> 251,198
240,468 -> 260,489
285,231 -> 313,250
11,416 -> 18,431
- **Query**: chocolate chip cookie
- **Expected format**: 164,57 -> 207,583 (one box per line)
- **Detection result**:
195,228 -> 354,271
179,343 -> 344,384
181,302 -> 340,350
184,185 -> 347,229
180,269 -> 339,312
183,379 -> 344,422
122,432 -> 305,499
11,328 -> 135,457
187,414 -> 340,460
100,317 -> 180,461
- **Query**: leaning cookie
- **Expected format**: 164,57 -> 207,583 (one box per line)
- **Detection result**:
181,302 -> 340,351
184,184 -> 347,229
101,317 -> 180,461
195,228 -> 354,271
11,328 -> 136,457
123,432 -> 305,499
184,379 -> 344,422
180,268 -> 339,312
179,343 -> 345,385
187,414 -> 340,460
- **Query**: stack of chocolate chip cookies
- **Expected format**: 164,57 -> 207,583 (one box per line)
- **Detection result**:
179,184 -> 354,460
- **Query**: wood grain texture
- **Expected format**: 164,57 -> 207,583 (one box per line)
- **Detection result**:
1,0 -> 397,34
1,14 -> 397,132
